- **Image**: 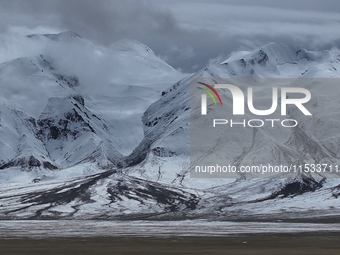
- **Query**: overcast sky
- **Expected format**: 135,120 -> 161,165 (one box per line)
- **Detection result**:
1,0 -> 340,72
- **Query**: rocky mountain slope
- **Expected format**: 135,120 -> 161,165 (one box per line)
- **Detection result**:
1,34 -> 340,220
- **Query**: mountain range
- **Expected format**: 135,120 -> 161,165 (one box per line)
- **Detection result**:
0,31 -> 340,221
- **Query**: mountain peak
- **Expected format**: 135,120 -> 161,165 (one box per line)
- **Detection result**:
27,31 -> 82,41
58,30 -> 81,37
260,42 -> 298,52
222,42 -> 302,65
218,42 -> 339,78
109,39 -> 157,57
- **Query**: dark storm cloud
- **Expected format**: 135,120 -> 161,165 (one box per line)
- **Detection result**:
0,0 -> 179,42
0,0 -> 340,72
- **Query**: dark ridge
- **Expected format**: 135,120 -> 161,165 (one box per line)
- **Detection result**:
264,178 -> 325,201
107,177 -> 199,212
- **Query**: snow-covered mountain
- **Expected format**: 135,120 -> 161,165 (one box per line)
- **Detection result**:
0,31 -> 184,168
1,36 -> 340,221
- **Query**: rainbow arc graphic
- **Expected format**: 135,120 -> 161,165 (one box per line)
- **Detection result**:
197,82 -> 223,106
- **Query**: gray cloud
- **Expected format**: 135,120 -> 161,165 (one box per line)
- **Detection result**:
0,0 -> 340,72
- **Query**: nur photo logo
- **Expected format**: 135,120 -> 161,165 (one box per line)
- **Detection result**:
189,78 -> 332,179
198,82 -> 311,117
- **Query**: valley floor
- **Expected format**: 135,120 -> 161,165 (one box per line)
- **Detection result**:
1,220 -> 340,254
1,234 -> 340,255
2,220 -> 340,238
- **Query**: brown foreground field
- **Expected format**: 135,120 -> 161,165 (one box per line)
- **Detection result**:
1,233 -> 340,255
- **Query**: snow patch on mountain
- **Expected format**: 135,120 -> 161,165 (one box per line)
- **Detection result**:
1,33 -> 340,220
